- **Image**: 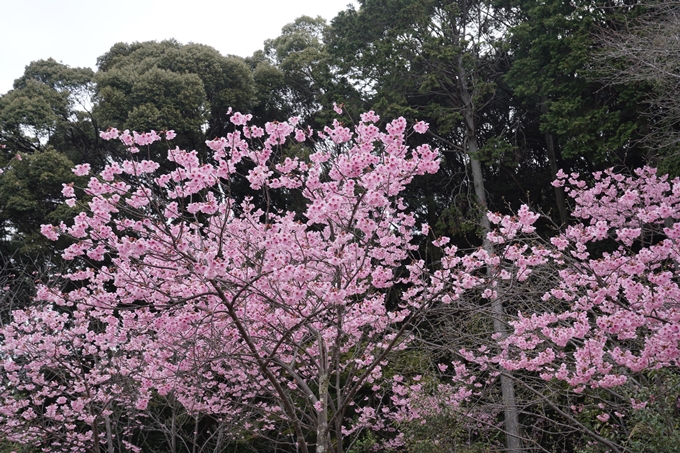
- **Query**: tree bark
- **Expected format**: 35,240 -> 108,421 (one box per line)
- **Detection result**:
541,99 -> 568,227
91,420 -> 101,453
464,108 -> 523,452
317,371 -> 330,453
104,414 -> 115,453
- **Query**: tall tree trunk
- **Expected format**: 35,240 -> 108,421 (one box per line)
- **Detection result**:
105,414 -> 115,453
91,420 -> 101,453
317,371 -> 330,453
463,109 -> 523,452
192,416 -> 199,453
541,99 -> 568,227
317,325 -> 331,453
335,309 -> 344,453
212,423 -> 225,453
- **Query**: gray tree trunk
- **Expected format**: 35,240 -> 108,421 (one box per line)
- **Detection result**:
464,107 -> 523,452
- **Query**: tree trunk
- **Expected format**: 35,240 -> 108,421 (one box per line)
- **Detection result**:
192,416 -> 199,453
104,414 -> 115,453
91,420 -> 101,453
317,372 -> 330,453
541,99 -> 568,227
464,110 -> 523,453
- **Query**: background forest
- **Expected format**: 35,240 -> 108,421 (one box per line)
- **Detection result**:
1,0 -> 680,452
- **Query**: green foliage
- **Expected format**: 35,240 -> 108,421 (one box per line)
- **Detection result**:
399,410 -> 503,453
502,0 -> 649,164
0,59 -> 99,163
347,431 -> 378,453
334,0 -> 568,245
248,50 -> 289,122
13,58 -> 94,92
95,40 -> 255,150
0,148 -> 81,257
574,369 -> 680,453
0,442 -> 35,453
0,59 -> 109,269
250,15 -> 361,127
0,79 -> 68,143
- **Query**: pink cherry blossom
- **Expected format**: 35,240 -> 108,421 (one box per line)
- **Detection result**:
61,183 -> 75,198
360,110 -> 380,123
19,112 -> 445,453
16,97 -> 680,452
72,163 -> 91,176
229,111 -> 252,126
413,120 -> 429,134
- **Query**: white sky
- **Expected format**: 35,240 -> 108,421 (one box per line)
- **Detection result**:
1,0 -> 357,95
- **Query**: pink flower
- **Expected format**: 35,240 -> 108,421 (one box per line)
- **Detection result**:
72,164 -> 91,176
119,130 -> 134,146
61,183 -> 75,198
387,117 -> 407,136
631,399 -> 647,410
40,224 -> 60,241
413,121 -> 429,134
165,130 -> 176,140
133,131 -> 161,146
134,398 -> 149,411
99,128 -> 120,140
14,154 -> 22,161
333,102 -> 343,114
360,110 -> 380,123
230,112 -> 252,126
295,129 -> 306,143
249,126 -> 264,138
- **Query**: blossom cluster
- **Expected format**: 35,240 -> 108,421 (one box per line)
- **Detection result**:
428,167 -> 680,407
3,111 -> 441,452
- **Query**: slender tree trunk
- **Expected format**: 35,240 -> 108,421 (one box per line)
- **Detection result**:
316,324 -> 331,453
213,424 -> 225,453
335,309 -> 344,453
192,416 -> 199,453
464,110 -> 523,452
317,371 -> 330,453
541,99 -> 568,227
104,414 -> 115,453
91,421 -> 101,453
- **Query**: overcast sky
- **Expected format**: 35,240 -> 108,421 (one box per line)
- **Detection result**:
1,0 -> 357,95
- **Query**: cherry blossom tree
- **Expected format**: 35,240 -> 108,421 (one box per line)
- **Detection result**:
1,110 -> 449,453
495,167 -> 680,391
4,100 -> 680,452
0,302 -> 150,452
395,166 -> 680,452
